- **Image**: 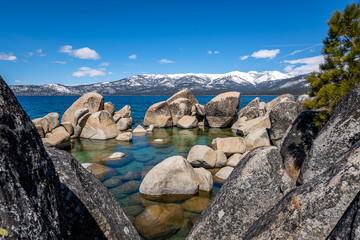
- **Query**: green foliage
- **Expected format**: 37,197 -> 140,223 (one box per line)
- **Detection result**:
305,2 -> 360,125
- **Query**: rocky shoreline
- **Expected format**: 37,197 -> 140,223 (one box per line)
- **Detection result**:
1,73 -> 360,239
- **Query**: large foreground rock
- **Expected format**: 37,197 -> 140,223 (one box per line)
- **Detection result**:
61,92 -> 104,125
326,191 -> 360,239
143,101 -> 173,127
280,111 -> 320,182
243,142 -> 360,240
0,76 -> 139,239
80,110 -> 119,140
205,92 -> 241,128
47,147 -> 140,239
298,84 -> 360,184
187,147 -> 294,239
139,156 -> 199,201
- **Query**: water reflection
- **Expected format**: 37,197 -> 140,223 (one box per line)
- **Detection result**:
71,127 -> 234,239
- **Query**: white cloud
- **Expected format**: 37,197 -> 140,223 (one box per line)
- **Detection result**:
208,50 -> 220,55
239,55 -> 249,61
251,49 -> 280,59
128,54 -> 137,60
290,50 -> 302,55
72,67 -> 106,77
27,52 -> 34,57
40,53 -> 46,57
59,45 -> 100,60
158,59 -> 174,64
108,72 -> 113,75
284,55 -> 325,75
15,80 -> 21,83
99,62 -> 110,66
36,49 -> 43,53
51,61 -> 66,64
0,52 -> 17,61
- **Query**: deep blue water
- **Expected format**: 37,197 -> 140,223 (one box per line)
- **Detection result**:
17,95 -> 279,123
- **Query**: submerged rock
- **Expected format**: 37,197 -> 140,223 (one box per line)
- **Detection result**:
187,147 -> 294,239
116,132 -> 133,141
182,197 -> 211,213
139,156 -> 199,201
205,92 -> 241,128
135,204 -> 184,240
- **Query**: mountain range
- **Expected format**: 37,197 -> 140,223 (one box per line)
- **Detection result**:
10,71 -> 310,96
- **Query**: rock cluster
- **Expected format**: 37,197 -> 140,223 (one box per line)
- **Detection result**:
143,89 -> 241,129
32,93 -> 137,144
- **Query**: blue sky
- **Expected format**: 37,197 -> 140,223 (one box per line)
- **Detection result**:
0,0 -> 353,85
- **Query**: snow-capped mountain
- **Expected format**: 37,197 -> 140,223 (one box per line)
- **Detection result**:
10,71 -> 310,96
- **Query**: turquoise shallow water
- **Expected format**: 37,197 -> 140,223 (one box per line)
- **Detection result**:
70,127 -> 236,239
16,95 -> 279,239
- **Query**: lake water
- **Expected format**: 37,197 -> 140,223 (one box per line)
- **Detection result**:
17,95 -> 278,239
